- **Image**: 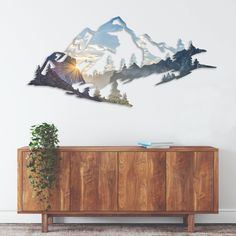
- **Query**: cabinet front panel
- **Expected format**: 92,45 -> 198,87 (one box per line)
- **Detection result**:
166,151 -> 214,212
22,151 -> 43,211
18,148 -> 217,214
193,152 -> 214,211
166,152 -> 194,211
50,151 -> 71,211
70,152 -> 117,211
21,151 -> 70,211
118,152 -> 166,211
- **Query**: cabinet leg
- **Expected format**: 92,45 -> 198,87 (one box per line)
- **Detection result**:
183,215 -> 188,226
48,216 -> 53,225
42,214 -> 48,233
187,214 -> 195,232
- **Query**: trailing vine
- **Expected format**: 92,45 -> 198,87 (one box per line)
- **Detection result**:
26,123 -> 59,210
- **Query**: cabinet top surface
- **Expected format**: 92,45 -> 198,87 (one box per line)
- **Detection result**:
18,146 -> 218,152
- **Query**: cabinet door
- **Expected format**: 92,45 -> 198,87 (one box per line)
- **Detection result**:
70,152 -> 117,211
19,151 -> 70,212
193,152 -> 214,211
166,151 -> 214,212
118,152 -> 166,211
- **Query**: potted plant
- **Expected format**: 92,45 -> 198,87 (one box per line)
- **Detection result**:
26,122 -> 59,210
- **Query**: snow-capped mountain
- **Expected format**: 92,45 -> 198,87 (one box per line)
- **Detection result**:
65,28 -> 94,56
65,16 -> 182,75
29,17 -> 216,107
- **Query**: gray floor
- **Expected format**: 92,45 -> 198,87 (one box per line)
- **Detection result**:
0,224 -> 236,236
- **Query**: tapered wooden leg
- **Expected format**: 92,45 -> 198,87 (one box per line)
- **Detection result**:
183,215 -> 188,226
48,216 -> 53,225
187,214 -> 195,232
42,214 -> 48,233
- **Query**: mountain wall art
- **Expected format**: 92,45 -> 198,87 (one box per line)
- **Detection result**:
29,16 -> 216,107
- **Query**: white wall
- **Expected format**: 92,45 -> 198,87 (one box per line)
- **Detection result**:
0,0 -> 236,223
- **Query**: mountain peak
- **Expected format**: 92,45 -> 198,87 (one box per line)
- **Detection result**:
109,16 -> 127,26
65,17 -> 183,74
142,33 -> 151,40
77,27 -> 94,38
97,16 -> 127,33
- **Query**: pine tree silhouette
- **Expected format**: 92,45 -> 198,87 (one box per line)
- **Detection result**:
94,88 -> 102,99
121,93 -> 129,105
129,53 -> 137,67
35,65 -> 41,78
104,55 -> 115,72
176,39 -> 185,52
193,58 -> 199,69
119,58 -> 126,71
108,81 -> 122,103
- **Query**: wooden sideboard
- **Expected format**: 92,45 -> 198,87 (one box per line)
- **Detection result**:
17,146 -> 219,233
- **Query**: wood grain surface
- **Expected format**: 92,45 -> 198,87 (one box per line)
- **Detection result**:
21,151 -> 70,211
166,152 -> 194,211
193,152 -> 214,211
166,151 -> 214,212
49,151 -> 70,211
118,152 -> 166,211
213,151 -> 219,212
70,152 -> 117,211
18,147 -> 218,219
